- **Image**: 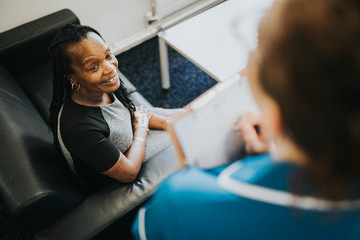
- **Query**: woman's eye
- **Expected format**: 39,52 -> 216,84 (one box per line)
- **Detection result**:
89,65 -> 99,71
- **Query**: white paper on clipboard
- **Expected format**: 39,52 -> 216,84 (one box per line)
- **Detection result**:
167,74 -> 259,169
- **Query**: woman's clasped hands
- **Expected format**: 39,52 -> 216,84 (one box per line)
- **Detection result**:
133,105 -> 152,131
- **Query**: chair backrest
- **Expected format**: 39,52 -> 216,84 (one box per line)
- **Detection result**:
0,9 -> 80,122
0,9 -> 79,78
0,10 -> 89,232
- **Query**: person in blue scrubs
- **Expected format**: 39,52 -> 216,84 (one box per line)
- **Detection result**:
132,0 -> 360,239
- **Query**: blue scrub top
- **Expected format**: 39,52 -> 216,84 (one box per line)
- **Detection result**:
132,154 -> 360,240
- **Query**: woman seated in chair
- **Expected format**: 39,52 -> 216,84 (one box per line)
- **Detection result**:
132,0 -> 360,239
49,24 -> 182,191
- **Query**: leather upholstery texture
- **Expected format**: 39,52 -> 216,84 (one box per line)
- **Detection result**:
0,9 -> 180,239
0,9 -> 79,78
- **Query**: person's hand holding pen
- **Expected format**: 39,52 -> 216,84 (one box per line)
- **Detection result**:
235,112 -> 273,155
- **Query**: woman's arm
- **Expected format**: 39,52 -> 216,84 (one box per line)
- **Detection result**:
101,110 -> 150,182
148,108 -> 187,130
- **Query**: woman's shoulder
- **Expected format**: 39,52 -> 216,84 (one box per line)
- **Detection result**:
62,98 -> 105,122
60,98 -> 109,137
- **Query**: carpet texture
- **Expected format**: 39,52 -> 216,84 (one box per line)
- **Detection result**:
117,37 -> 217,108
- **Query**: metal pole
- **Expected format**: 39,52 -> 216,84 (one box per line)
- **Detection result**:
158,31 -> 170,89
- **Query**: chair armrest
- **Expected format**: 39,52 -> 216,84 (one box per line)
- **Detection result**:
36,146 -> 181,240
0,65 -> 88,231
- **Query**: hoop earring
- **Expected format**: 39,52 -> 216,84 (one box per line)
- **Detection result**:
71,82 -> 80,91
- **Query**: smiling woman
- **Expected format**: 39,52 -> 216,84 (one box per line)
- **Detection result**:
67,32 -> 121,105
48,24 -> 183,191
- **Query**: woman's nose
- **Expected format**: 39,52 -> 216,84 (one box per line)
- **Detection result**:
103,60 -> 116,74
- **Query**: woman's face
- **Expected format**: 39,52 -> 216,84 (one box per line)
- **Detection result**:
67,32 -> 120,94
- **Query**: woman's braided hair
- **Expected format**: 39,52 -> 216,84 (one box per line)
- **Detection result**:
48,24 -> 135,146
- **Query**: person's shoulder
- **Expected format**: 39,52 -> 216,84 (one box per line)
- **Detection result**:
60,98 -> 108,139
62,98 -> 102,119
160,154 -> 273,194
156,167 -> 233,203
155,155 -> 275,203
62,99 -> 105,125
240,153 -> 272,166
164,167 -> 218,186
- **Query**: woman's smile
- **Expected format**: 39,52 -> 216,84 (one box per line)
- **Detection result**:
67,32 -> 122,95
101,73 -> 119,86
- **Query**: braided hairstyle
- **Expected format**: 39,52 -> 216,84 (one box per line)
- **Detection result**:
48,24 -> 135,145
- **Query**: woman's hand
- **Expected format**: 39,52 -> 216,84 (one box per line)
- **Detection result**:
103,106 -> 151,183
235,112 -> 273,155
133,106 -> 151,129
148,108 -> 187,130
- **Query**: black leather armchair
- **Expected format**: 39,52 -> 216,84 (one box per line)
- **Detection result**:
0,9 -> 180,240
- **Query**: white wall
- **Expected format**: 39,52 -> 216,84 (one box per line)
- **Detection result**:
156,0 -> 197,18
0,0 -> 222,54
0,0 -> 151,53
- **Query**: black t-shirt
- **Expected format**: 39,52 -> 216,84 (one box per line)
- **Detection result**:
59,95 -> 172,191
59,95 -> 132,190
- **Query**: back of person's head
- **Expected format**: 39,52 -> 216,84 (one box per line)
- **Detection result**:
257,0 -> 360,200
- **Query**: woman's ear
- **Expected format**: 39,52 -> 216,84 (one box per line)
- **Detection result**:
67,74 -> 77,86
66,74 -> 78,90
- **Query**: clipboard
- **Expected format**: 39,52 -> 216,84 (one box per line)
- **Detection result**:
167,71 -> 259,169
